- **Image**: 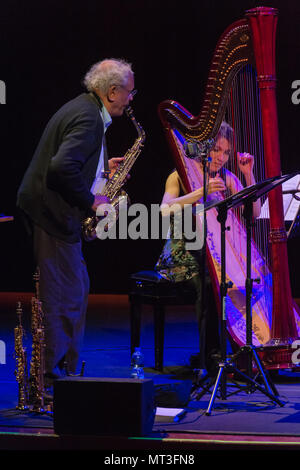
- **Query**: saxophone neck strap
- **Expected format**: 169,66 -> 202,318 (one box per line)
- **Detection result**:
101,135 -> 110,177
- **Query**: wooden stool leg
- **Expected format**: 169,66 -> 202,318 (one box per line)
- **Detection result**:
154,303 -> 165,371
130,297 -> 142,355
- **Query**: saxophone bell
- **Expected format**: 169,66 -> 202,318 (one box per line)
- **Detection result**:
82,189 -> 130,241
82,216 -> 101,242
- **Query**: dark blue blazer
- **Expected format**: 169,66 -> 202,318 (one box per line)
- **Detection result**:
17,92 -> 104,243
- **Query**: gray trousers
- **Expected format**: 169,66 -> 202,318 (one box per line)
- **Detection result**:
33,225 -> 89,382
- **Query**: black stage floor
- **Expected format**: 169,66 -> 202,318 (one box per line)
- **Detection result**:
1,293 -> 300,453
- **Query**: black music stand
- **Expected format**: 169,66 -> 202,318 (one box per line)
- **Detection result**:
193,173 -> 298,414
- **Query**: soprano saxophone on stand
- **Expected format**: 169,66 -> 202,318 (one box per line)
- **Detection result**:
14,302 -> 29,411
82,106 -> 146,241
28,269 -> 46,412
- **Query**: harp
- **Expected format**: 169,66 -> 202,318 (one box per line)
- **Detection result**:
158,6 -> 300,370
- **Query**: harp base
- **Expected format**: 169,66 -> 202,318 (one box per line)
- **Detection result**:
257,343 -> 300,371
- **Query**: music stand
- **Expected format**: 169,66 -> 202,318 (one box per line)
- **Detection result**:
194,173 -> 298,414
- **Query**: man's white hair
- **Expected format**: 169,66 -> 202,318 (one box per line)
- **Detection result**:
83,58 -> 133,94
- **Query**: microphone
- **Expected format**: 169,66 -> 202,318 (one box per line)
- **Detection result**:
183,141 -> 200,159
184,138 -> 215,160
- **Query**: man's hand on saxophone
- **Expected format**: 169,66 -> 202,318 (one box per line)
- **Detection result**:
108,156 -> 125,177
91,194 -> 111,213
91,158 -> 124,212
108,157 -> 131,180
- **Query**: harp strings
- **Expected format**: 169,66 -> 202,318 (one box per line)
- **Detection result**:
224,65 -> 272,307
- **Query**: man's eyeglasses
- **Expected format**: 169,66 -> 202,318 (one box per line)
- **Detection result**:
117,85 -> 137,98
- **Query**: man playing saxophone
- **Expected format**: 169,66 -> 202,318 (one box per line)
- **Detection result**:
16,59 -> 138,393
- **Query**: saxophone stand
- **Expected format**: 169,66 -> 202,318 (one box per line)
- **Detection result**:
192,174 -> 295,414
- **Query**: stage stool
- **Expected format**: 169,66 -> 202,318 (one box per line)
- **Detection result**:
129,270 -> 196,371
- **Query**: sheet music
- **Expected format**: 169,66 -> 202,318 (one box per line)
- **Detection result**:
258,174 -> 300,221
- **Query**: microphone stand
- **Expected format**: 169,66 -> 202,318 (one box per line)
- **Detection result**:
200,146 -> 210,371
190,141 -> 215,395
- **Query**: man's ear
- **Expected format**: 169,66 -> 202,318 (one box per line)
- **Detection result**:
107,85 -> 117,103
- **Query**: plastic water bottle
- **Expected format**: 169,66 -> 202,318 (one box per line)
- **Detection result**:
131,347 -> 144,379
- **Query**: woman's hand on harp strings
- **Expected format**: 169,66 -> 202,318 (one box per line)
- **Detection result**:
237,152 -> 255,178
236,152 -> 261,217
161,173 -> 226,216
207,176 -> 226,195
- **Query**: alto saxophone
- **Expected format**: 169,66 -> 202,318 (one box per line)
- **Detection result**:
82,106 -> 146,241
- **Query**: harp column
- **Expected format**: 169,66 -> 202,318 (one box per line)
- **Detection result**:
247,7 -> 297,342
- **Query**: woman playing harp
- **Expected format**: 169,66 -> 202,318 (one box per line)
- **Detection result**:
155,122 -> 261,374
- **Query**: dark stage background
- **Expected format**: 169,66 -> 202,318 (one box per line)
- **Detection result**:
0,0 -> 299,295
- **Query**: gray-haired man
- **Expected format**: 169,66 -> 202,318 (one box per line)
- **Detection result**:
17,58 -> 136,390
